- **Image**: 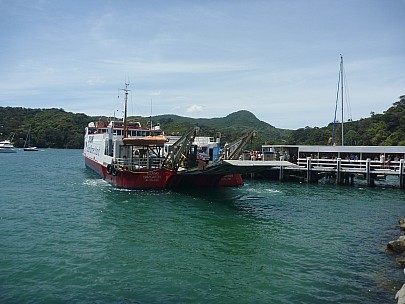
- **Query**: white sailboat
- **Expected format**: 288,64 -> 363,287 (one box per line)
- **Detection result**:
23,126 -> 38,151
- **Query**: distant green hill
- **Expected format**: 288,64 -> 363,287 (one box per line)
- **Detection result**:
0,107 -> 290,149
1,95 -> 404,149
131,110 -> 292,149
0,107 -> 88,149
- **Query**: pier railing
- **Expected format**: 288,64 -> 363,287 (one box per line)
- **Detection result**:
297,158 -> 402,172
296,157 -> 404,174
291,157 -> 405,188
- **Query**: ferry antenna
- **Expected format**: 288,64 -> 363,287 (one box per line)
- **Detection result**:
121,81 -> 131,138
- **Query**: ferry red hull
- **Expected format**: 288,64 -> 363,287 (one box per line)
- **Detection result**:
84,155 -> 243,190
165,173 -> 243,188
84,155 -> 174,189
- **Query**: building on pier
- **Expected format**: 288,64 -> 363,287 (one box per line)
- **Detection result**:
262,145 -> 405,163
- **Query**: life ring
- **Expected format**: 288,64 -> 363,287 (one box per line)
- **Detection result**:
106,164 -> 112,175
111,166 -> 119,176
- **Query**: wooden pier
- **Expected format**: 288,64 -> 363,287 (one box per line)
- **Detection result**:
287,157 -> 405,188
257,145 -> 405,189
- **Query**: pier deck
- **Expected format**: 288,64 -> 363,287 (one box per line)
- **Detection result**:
257,145 -> 405,189
270,157 -> 405,188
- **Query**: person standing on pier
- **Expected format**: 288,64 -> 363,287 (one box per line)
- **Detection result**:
380,153 -> 385,169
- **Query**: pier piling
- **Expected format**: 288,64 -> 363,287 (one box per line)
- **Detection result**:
306,157 -> 312,183
279,165 -> 284,181
366,158 -> 372,187
336,158 -> 343,185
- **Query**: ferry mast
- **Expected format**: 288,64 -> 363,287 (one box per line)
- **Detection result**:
121,81 -> 130,138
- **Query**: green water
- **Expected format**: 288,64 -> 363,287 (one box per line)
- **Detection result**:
1,149 -> 405,303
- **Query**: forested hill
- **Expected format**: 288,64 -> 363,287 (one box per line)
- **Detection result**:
288,95 -> 405,146
0,107 -> 291,149
0,95 -> 404,149
0,107 -> 89,149
145,110 -> 292,147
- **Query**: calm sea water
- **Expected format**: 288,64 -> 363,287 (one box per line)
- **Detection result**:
1,149 -> 405,303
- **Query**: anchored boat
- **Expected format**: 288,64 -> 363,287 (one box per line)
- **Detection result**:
23,126 -> 38,151
0,134 -> 16,153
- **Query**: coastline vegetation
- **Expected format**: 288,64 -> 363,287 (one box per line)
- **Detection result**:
0,95 -> 403,149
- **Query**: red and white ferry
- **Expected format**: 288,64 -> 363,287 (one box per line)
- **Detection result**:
83,119 -> 173,189
83,121 -> 243,189
83,83 -> 243,190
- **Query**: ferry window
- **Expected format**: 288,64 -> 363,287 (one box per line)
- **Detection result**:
142,131 -> 146,136
146,131 -> 150,136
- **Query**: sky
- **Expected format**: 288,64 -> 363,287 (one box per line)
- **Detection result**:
0,0 -> 404,129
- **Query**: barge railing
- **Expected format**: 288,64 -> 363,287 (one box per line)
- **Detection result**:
115,156 -> 165,170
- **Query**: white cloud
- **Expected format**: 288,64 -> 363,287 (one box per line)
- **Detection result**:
87,76 -> 105,85
186,104 -> 203,114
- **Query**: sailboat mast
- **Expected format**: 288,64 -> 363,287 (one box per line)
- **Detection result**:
24,125 -> 30,148
340,55 -> 344,146
122,81 -> 130,138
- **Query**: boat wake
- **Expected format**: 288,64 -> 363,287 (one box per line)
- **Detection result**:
243,184 -> 282,195
82,178 -> 109,188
